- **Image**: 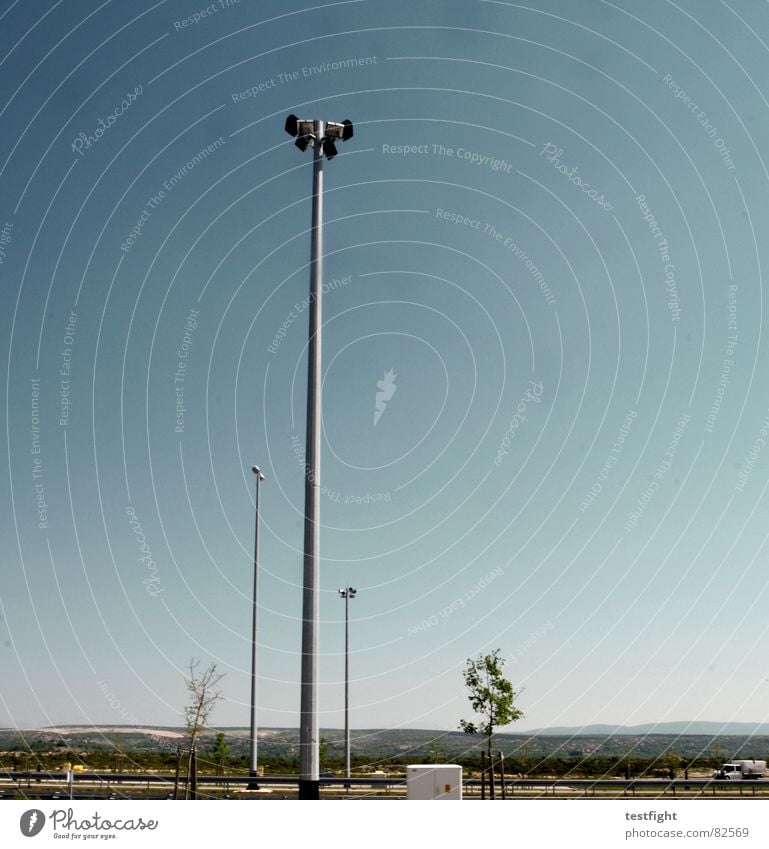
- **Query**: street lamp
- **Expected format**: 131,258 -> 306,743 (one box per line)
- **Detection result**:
248,465 -> 265,789
338,587 -> 356,781
284,113 -> 354,800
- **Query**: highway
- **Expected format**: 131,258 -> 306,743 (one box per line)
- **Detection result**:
2,771 -> 769,800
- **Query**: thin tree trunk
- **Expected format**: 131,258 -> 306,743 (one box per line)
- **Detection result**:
185,739 -> 196,800
173,747 -> 182,799
190,746 -> 198,800
487,738 -> 495,799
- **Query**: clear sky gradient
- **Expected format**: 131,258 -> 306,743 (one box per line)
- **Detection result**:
2,0 -> 769,734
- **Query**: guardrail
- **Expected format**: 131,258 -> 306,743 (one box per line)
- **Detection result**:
495,778 -> 769,797
1,772 -> 767,799
0,771 -> 404,787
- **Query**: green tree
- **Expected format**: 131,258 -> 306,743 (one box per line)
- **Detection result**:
459,649 -> 523,764
709,739 -> 727,769
211,732 -> 230,775
319,737 -> 329,771
426,738 -> 447,764
659,746 -> 681,780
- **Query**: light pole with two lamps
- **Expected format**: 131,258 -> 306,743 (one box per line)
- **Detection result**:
248,465 -> 265,789
338,587 -> 356,781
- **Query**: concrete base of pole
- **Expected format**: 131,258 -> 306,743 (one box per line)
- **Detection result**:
246,770 -> 260,791
298,779 -> 320,800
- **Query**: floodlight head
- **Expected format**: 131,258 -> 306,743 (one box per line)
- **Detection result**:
322,137 -> 338,160
349,588 -> 357,598
251,465 -> 265,480
325,120 -> 354,141
287,115 -> 316,152
297,119 -> 314,136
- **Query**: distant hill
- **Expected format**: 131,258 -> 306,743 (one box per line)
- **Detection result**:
526,722 -> 769,736
1,723 -> 768,762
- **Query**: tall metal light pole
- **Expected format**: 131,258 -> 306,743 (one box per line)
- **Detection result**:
338,587 -> 356,780
284,114 -> 353,800
248,465 -> 265,788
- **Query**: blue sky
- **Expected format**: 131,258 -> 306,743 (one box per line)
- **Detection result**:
2,0 -> 769,735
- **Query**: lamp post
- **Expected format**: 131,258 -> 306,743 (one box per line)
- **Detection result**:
248,465 -> 265,789
338,587 -> 356,781
284,113 -> 353,800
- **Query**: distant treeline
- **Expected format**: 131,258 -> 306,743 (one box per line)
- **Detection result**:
2,729 -> 767,776
0,749 -> 744,778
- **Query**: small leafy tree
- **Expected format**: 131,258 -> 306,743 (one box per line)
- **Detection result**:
426,738 -> 447,764
709,739 -> 727,769
657,746 -> 681,780
211,732 -> 229,775
459,649 -> 523,763
616,742 -> 634,779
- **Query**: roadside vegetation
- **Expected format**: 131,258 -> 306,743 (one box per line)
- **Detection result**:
0,743 -> 752,780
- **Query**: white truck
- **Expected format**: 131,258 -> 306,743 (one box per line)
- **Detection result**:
713,760 -> 767,780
